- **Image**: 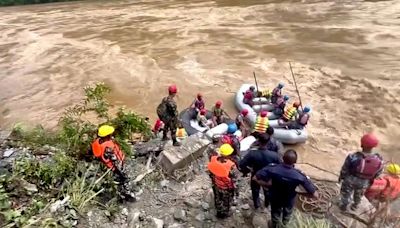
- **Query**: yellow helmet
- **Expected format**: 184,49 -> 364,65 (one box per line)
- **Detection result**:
219,143 -> 234,156
98,125 -> 115,137
386,163 -> 400,175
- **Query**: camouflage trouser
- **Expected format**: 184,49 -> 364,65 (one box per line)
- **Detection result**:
340,175 -> 370,208
163,118 -> 178,142
214,186 -> 234,218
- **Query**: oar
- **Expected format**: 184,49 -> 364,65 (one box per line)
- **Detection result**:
289,61 -> 304,110
253,71 -> 260,93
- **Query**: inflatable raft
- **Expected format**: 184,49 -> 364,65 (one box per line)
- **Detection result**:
179,108 -> 212,135
235,84 -> 308,144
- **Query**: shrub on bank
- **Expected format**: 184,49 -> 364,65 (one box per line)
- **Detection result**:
0,82 -> 150,227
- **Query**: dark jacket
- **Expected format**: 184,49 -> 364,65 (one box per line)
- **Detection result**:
239,147 -> 281,176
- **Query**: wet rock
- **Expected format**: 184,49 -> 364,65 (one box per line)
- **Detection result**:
173,208 -> 186,222
150,217 -> 164,228
195,213 -> 205,222
50,196 -> 70,213
69,208 -> 78,220
201,202 -> 210,211
240,204 -> 250,210
22,181 -> 38,193
3,148 -> 15,158
184,198 -> 202,208
252,214 -> 269,228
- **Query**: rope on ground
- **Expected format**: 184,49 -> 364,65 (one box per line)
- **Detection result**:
298,181 -> 339,218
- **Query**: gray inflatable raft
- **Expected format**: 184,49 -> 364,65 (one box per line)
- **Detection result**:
235,84 -> 308,144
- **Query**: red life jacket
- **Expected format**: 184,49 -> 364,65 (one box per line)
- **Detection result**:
91,138 -> 125,170
354,153 -> 383,179
207,156 -> 235,190
366,175 -> 400,201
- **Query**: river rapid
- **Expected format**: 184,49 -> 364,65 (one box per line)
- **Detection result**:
0,0 -> 399,170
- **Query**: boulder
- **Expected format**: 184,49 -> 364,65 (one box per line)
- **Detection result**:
184,198 -> 202,208
158,133 -> 211,174
150,217 -> 164,228
173,209 -> 187,222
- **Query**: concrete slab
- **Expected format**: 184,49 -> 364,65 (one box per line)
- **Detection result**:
158,133 -> 211,174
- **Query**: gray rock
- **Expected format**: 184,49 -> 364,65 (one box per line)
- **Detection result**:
160,179 -> 169,188
121,208 -> 129,217
167,223 -> 185,228
150,217 -> 164,228
69,209 -> 78,219
173,209 -> 186,221
201,202 -> 210,211
252,214 -> 269,228
184,198 -> 201,208
3,148 -> 15,158
195,213 -> 205,222
127,209 -> 141,227
23,181 -> 38,193
240,204 -> 250,210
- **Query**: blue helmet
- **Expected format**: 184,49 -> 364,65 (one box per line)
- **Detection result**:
227,123 -> 238,134
278,83 -> 284,89
303,106 -> 311,113
284,95 -> 289,101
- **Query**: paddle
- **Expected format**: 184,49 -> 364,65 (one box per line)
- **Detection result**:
288,61 -> 304,110
253,71 -> 260,94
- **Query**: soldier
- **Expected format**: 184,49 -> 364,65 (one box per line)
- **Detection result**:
90,125 -> 135,201
207,144 -> 240,218
271,83 -> 284,104
157,85 -> 181,146
339,133 -> 383,211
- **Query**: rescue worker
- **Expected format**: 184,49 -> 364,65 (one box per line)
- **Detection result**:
288,106 -> 311,129
338,133 -> 383,211
197,109 -> 214,129
252,111 -> 269,138
271,83 -> 284,104
207,144 -> 240,218
265,127 -> 284,154
152,119 -> 164,138
221,123 -> 241,164
191,93 -> 205,114
254,150 -> 318,227
236,109 -> 250,137
157,85 -> 181,146
365,163 -> 400,203
281,101 -> 300,122
175,123 -> 188,141
239,133 -> 281,210
243,86 -> 256,107
273,95 -> 289,116
212,101 -> 227,125
90,125 -> 135,201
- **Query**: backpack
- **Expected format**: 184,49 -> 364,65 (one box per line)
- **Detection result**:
353,152 -> 383,179
157,97 -> 168,121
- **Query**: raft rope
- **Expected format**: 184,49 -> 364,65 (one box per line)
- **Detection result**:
298,181 -> 339,218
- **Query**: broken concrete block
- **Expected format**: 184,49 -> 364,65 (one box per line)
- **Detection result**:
158,133 -> 211,174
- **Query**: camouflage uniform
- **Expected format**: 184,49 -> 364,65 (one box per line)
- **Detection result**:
210,163 -> 240,218
160,96 -> 179,143
339,152 -> 383,209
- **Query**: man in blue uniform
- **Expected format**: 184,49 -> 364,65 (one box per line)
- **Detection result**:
254,150 -> 318,227
265,127 -> 284,154
239,133 -> 281,210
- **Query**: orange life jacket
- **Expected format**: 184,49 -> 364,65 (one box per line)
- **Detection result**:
365,175 -> 400,201
254,116 -> 269,133
176,128 -> 187,139
91,138 -> 125,170
207,156 -> 235,190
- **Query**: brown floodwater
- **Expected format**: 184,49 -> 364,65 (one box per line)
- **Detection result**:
0,0 -> 399,168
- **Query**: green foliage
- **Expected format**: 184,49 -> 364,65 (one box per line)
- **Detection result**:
287,210 -> 333,228
13,152 -> 76,188
11,124 -> 58,147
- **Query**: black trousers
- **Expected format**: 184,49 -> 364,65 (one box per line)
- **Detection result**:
250,177 -> 270,209
270,198 -> 295,228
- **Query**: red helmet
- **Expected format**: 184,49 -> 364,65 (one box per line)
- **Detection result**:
241,109 -> 249,116
361,133 -> 379,149
260,111 -> 268,117
293,101 -> 300,108
216,101 -> 222,107
200,109 -> 207,115
197,93 -> 202,99
168,85 -> 177,94
221,135 -> 232,145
